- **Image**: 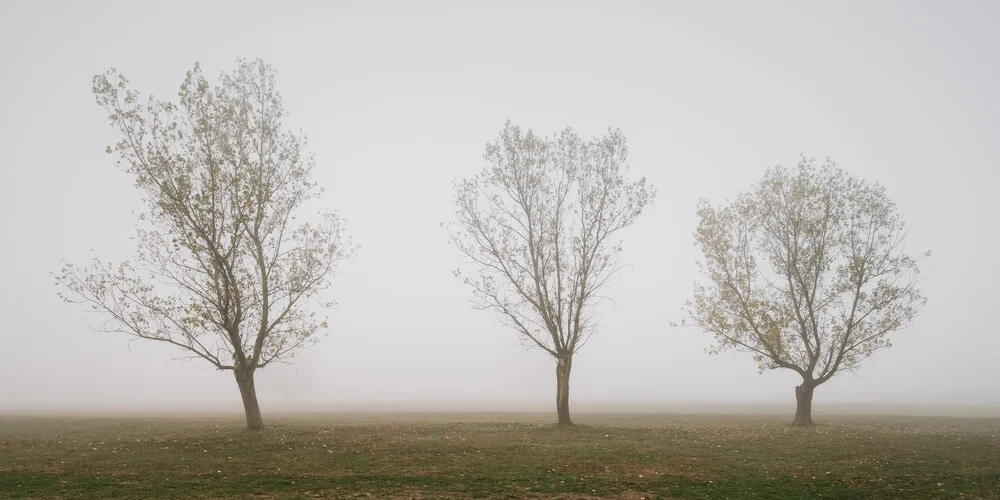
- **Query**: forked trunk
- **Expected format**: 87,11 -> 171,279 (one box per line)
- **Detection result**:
793,381 -> 815,426
235,369 -> 264,431
555,355 -> 573,426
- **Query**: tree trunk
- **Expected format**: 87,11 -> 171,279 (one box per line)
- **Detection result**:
793,381 -> 815,426
555,355 -> 573,426
235,369 -> 265,431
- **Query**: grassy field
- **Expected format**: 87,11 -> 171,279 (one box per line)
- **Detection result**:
1,412 -> 998,499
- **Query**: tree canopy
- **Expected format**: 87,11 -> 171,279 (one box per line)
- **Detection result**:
684,158 -> 927,424
55,59 -> 352,429
448,121 -> 655,424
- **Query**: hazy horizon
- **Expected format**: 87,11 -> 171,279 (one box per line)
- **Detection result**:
1,1 -> 998,416
7,400 -> 1000,419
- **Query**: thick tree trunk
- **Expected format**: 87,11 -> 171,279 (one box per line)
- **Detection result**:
235,369 -> 264,431
793,381 -> 815,426
555,356 -> 573,426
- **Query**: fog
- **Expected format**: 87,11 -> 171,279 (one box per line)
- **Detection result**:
1,1 -> 997,415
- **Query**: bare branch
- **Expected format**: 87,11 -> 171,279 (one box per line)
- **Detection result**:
448,121 -> 655,362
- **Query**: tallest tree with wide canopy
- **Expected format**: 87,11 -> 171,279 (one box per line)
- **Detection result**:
684,158 -> 927,425
55,59 -> 351,430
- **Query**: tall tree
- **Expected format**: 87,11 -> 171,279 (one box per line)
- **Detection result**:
683,158 -> 927,425
55,59 -> 351,430
448,121 -> 655,425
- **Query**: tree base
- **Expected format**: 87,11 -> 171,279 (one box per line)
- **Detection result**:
555,356 -> 573,427
793,382 -> 815,426
236,370 -> 265,431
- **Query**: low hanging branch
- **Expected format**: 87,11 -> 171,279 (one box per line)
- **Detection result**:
447,121 -> 655,425
682,157 -> 927,425
55,58 -> 353,430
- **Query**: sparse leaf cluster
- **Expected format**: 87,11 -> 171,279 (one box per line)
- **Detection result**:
448,121 -> 655,358
55,60 -> 352,413
447,121 -> 655,424
683,158 -> 927,423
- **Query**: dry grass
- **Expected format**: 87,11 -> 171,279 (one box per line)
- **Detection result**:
1,412 -> 998,498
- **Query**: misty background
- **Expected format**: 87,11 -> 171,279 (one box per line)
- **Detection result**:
0,0 -> 997,413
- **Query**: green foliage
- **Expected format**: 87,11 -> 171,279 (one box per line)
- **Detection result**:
685,158 -> 927,384
55,59 -> 352,373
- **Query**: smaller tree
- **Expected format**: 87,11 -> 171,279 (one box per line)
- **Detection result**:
55,59 -> 351,430
683,158 -> 927,425
448,121 -> 655,426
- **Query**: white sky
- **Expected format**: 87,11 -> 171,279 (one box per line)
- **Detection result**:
1,0 -> 997,413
